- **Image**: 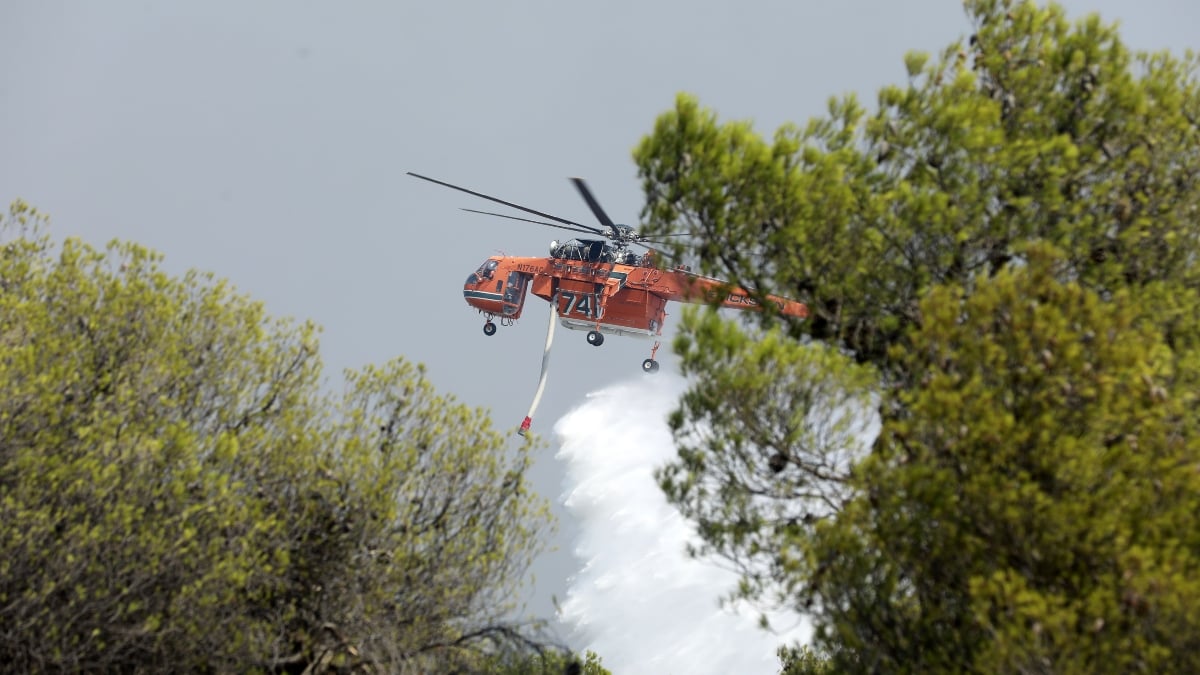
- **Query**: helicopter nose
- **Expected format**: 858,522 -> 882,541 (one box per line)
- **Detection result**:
463,273 -> 502,313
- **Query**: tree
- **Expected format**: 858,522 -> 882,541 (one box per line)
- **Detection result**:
813,252 -> 1200,672
638,2 -> 1200,368
658,313 -> 877,608
0,200 -> 554,672
634,0 -> 1200,670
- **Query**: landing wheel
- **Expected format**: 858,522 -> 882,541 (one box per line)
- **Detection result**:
586,330 -> 604,346
642,358 -> 660,374
483,322 -> 497,336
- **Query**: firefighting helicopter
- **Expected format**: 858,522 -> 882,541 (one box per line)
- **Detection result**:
408,171 -> 808,433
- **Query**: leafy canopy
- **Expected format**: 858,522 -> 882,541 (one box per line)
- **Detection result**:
0,200 -> 554,673
633,0 -> 1200,671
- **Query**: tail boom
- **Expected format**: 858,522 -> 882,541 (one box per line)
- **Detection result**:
663,271 -> 808,319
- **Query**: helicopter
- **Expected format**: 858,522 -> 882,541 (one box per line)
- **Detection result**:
408,171 -> 808,433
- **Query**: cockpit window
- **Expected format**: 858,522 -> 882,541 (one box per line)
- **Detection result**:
465,273 -> 480,285
475,259 -> 499,280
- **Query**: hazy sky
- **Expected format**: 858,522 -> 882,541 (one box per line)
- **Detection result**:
3,0 -> 1195,643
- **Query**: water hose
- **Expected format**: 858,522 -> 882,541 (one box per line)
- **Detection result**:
518,297 -> 557,435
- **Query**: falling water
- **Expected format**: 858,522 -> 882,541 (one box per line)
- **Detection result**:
554,375 -> 810,674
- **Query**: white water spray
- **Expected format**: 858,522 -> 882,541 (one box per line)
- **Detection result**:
554,375 -> 810,674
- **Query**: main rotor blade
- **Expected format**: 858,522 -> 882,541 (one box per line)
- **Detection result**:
632,243 -> 682,264
637,232 -> 695,244
461,209 -> 600,236
408,172 -> 607,236
570,177 -> 616,232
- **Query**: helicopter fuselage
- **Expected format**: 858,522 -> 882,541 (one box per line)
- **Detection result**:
411,167 -> 813,429
463,251 -> 806,339
409,169 -> 808,375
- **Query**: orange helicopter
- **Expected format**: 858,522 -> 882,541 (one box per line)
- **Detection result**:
408,171 -> 808,433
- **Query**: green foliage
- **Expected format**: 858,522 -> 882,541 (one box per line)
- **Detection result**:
635,1 -> 1200,671
659,307 -> 876,607
636,2 -> 1200,368
576,650 -> 611,675
777,644 -> 833,675
0,200 -> 554,672
812,252 -> 1200,672
479,648 -> 611,675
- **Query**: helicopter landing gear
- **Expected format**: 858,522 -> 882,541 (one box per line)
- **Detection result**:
642,340 -> 662,374
586,330 -> 604,346
482,312 -> 500,336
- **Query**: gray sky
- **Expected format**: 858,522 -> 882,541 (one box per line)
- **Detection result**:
3,0 -> 1195,645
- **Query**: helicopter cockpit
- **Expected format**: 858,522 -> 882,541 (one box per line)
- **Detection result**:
464,258 -> 499,286
463,257 -> 529,319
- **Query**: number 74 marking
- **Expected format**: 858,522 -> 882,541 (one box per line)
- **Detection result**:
560,291 -> 604,319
